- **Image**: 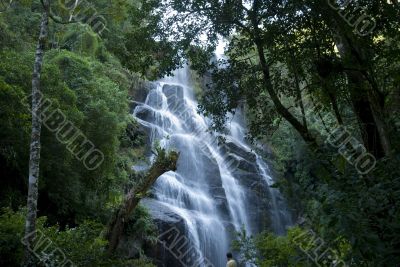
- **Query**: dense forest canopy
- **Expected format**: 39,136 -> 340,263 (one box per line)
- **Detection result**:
0,0 -> 399,266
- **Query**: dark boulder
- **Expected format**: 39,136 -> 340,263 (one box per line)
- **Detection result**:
135,106 -> 153,122
209,186 -> 230,220
225,153 -> 259,175
220,137 -> 257,162
130,79 -> 157,103
142,199 -> 189,267
162,84 -> 184,99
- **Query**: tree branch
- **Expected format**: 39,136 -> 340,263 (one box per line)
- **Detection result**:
105,149 -> 179,254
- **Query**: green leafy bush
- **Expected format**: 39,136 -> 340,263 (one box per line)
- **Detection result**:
0,208 -> 155,266
233,226 -> 348,267
0,208 -> 26,266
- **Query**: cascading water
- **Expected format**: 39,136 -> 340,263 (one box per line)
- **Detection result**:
133,66 -> 292,267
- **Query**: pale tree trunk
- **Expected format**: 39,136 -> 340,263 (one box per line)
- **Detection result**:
22,1 -> 49,266
106,150 -> 179,254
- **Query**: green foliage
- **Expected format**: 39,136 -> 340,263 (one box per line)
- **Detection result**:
254,227 -> 312,267
0,75 -> 30,163
268,119 -> 400,265
0,0 -> 159,226
0,208 -> 155,266
0,47 -> 134,223
2,0 -> 399,266
0,208 -> 26,266
157,0 -> 400,265
59,24 -> 103,58
87,0 -> 183,79
152,144 -> 179,172
125,205 -> 158,244
233,226 -> 348,267
123,205 -> 158,257
0,1 -> 171,264
44,220 -> 109,266
231,227 -> 257,265
188,68 -> 204,100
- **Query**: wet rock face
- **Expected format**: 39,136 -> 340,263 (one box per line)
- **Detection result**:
168,135 -> 231,220
221,139 -> 257,162
143,135 -> 232,266
142,199 -> 190,267
140,124 -> 273,264
162,84 -> 184,100
147,90 -> 164,109
142,199 -> 184,226
135,106 -> 153,121
130,80 -> 157,103
162,84 -> 186,117
209,186 -> 230,221
168,135 -> 222,188
132,79 -> 291,266
129,80 -> 157,112
219,137 -> 272,232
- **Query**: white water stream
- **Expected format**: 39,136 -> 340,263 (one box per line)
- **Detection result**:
133,66 -> 292,266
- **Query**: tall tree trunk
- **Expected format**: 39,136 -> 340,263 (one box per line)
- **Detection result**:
22,1 -> 49,266
106,150 -> 179,254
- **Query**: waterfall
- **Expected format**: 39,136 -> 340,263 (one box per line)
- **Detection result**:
133,66 -> 292,267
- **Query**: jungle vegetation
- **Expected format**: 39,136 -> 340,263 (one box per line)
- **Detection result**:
0,0 -> 399,266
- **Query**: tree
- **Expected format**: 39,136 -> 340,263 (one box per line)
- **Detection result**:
313,0 -> 392,157
106,148 -> 179,253
161,0 -> 316,144
22,0 -> 105,262
22,1 -> 50,265
160,0 -> 398,158
157,0 -> 400,265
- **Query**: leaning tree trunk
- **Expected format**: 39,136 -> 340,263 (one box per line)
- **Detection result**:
106,150 -> 179,254
22,1 -> 49,266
